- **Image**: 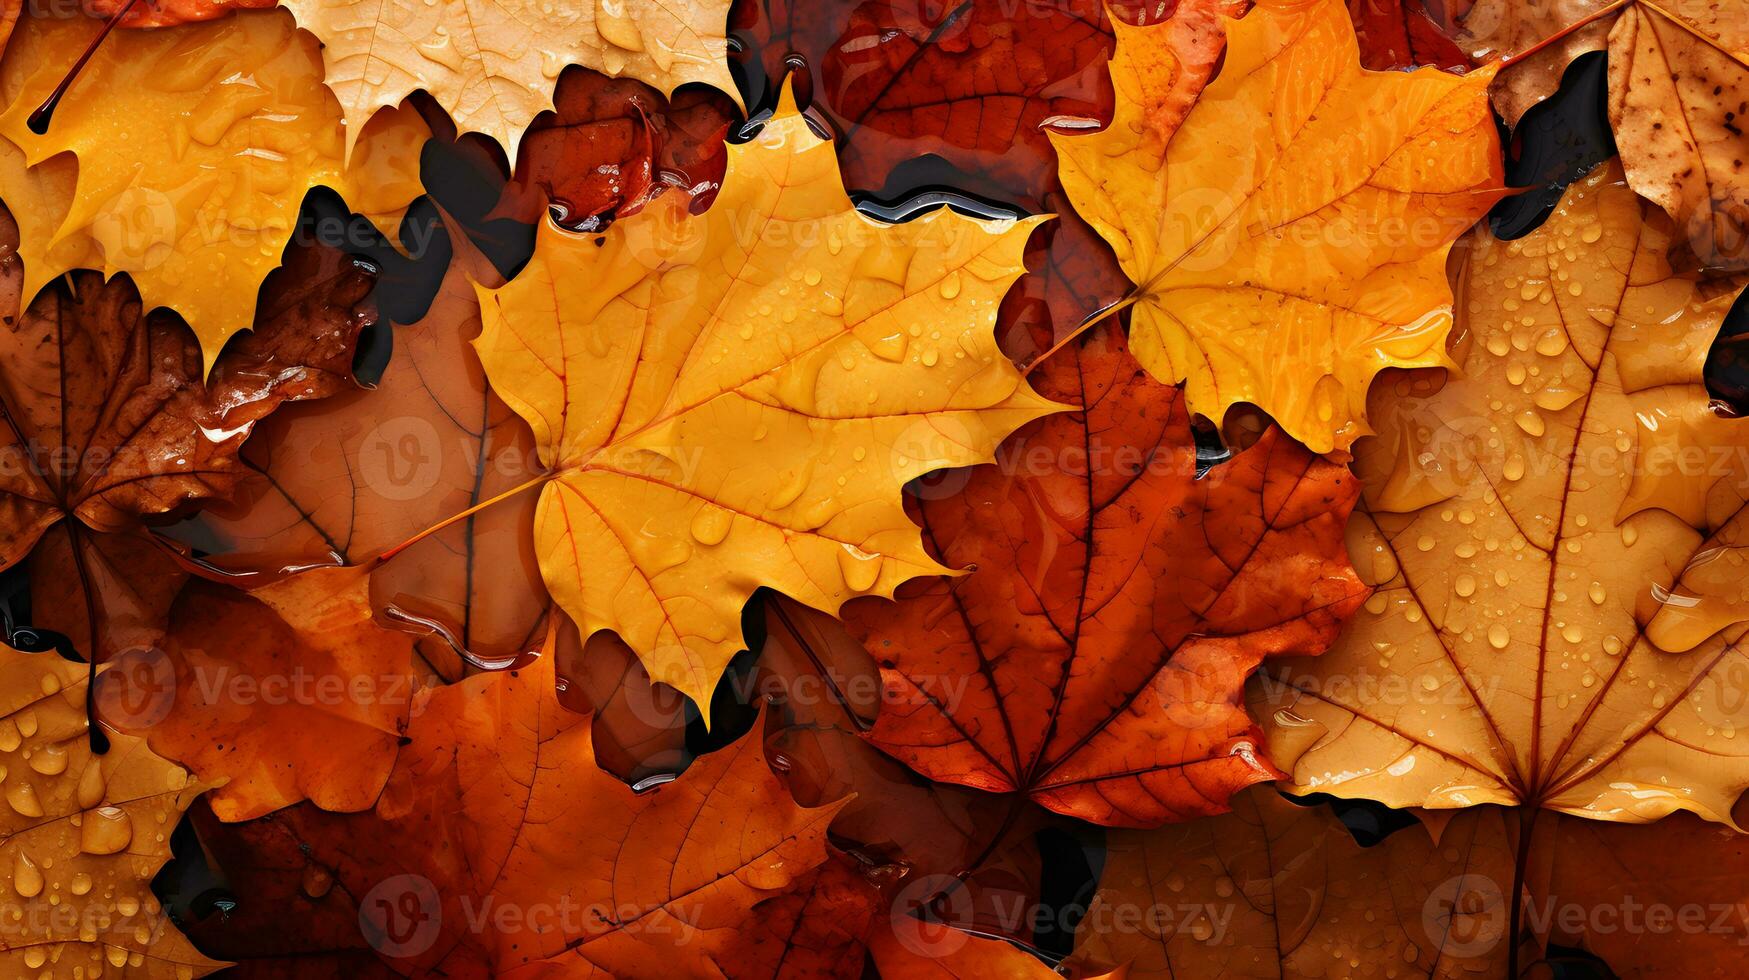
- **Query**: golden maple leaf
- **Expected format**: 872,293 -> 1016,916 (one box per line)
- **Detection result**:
0,8 -> 427,371
280,0 -> 738,161
0,645 -> 221,978
472,87 -> 1061,719
1252,162 -> 1749,825
1050,0 -> 1504,454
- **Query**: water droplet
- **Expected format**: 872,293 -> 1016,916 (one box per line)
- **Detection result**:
838,544 -> 881,593
689,507 -> 731,546
1488,624 -> 1511,649
13,851 -> 42,897
302,864 -> 334,899
7,780 -> 42,818
80,805 -> 133,855
27,743 -> 68,776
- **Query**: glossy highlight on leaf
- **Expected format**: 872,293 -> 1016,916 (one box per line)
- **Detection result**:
0,205 -> 375,662
1052,0 -> 1504,453
473,88 -> 1061,718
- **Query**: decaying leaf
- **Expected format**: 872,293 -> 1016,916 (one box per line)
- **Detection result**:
280,0 -> 738,162
1606,2 -> 1749,272
169,219 -> 548,669
188,640 -> 843,976
1445,0 -> 1612,123
0,8 -> 426,368
1434,1 -> 1749,271
1253,163 -> 1749,824
839,324 -> 1365,827
0,204 -> 375,662
0,644 -> 222,978
1063,787 -> 1516,978
1052,0 -> 1503,453
472,87 -> 1060,717
102,567 -> 420,822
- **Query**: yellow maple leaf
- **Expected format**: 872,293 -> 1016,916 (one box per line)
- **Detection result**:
281,0 -> 738,161
0,646 -> 222,978
0,9 -> 427,371
1051,0 -> 1504,454
1253,163 -> 1749,826
472,88 -> 1061,718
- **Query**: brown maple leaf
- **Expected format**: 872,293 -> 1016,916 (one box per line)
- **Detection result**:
836,322 -> 1366,827
0,205 -> 375,665
175,639 -> 843,977
168,219 -> 548,671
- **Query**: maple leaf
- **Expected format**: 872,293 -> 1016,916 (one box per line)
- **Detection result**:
761,598 -> 1063,936
1051,0 -> 1504,454
1345,0 -> 1475,70
1252,163 -> 1749,825
1061,786 -> 1514,977
0,643 -> 222,978
279,0 -> 738,163
471,88 -> 1061,718
182,642 -> 844,976
167,220 -> 550,670
1434,0 -> 1749,272
1607,2 -> 1749,272
99,567 -> 421,822
0,206 -> 375,664
732,0 -> 1228,210
835,322 -> 1365,827
0,8 -> 427,369
1065,785 -> 1749,977
733,0 -> 1240,356
1443,0 -> 1618,124
486,69 -> 738,228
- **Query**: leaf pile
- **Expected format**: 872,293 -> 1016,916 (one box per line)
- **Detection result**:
1,0 -> 1747,976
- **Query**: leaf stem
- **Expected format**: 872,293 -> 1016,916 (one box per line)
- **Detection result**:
376,472 -> 550,563
26,0 -> 143,135
1022,293 -> 1142,377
